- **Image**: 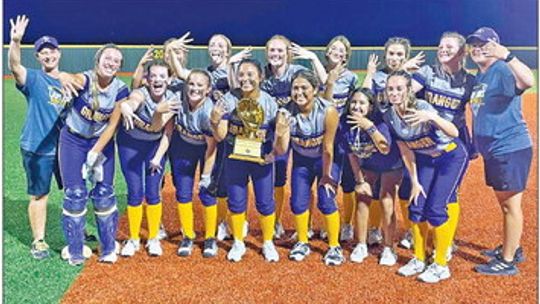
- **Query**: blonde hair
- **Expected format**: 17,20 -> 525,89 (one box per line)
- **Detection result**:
209,34 -> 232,58
325,35 -> 352,65
439,31 -> 467,68
266,35 -> 292,64
383,37 -> 411,69
386,70 -> 417,109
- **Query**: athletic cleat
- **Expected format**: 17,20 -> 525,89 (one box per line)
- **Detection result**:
418,263 -> 451,283
262,241 -> 280,262
350,243 -> 368,263
398,258 -> 426,277
227,240 -> 246,262
203,238 -> 218,258
398,230 -> 413,249
475,255 -> 519,276
367,228 -> 383,246
99,251 -> 118,264
61,245 -> 93,260
120,239 -> 141,257
146,238 -> 163,257
481,245 -> 525,263
340,224 -> 354,242
323,246 -> 345,266
177,238 -> 194,257
289,242 -> 311,261
31,240 -> 50,260
319,228 -> 328,240
157,224 -> 168,241
216,221 -> 231,241
379,246 -> 397,266
274,222 -> 285,239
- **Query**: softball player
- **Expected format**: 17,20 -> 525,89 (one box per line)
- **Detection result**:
88,59 -> 174,258
150,69 -> 219,258
58,44 -> 129,265
411,32 -> 476,260
383,70 -> 467,283
210,59 -> 289,262
466,28 -> 534,276
286,70 -> 344,266
339,88 -> 393,264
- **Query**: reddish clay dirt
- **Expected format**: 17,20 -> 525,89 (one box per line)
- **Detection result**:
62,94 -> 538,304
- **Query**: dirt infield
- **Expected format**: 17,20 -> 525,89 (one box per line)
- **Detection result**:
62,94 -> 538,304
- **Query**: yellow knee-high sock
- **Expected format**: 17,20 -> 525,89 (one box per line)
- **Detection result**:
204,205 -> 218,239
369,199 -> 382,228
177,202 -> 195,239
230,212 -> 246,241
146,203 -> 162,239
434,220 -> 453,266
275,186 -> 285,223
216,197 -> 228,223
127,205 -> 143,240
447,202 -> 460,243
412,222 -> 429,261
325,211 -> 341,247
400,199 -> 412,230
259,213 -> 276,242
342,192 -> 356,225
294,211 -> 310,243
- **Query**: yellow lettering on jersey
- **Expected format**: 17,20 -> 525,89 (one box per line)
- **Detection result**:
406,137 -> 435,150
292,135 -> 324,148
176,124 -> 204,141
425,91 -> 461,110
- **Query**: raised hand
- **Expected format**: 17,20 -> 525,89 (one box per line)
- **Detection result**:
347,112 -> 374,131
482,39 -> 510,60
327,62 -> 345,84
403,109 -> 435,126
121,102 -> 144,130
402,51 -> 425,72
366,53 -> 380,75
138,47 -> 155,67
210,98 -> 228,126
10,15 -> 29,43
290,43 -> 318,61
59,72 -> 84,98
275,109 -> 291,137
229,46 -> 253,64
156,96 -> 182,114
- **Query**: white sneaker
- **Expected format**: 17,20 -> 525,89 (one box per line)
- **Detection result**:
289,242 -> 311,261
350,243 -> 368,263
217,221 -> 231,241
368,228 -> 383,246
319,228 -> 328,240
398,258 -> 426,276
323,246 -> 345,266
379,246 -> 397,266
274,222 -> 285,239
157,224 -> 168,240
120,239 -> 141,257
177,238 -> 194,257
418,263 -> 451,283
227,240 -> 246,262
340,224 -> 354,242
99,251 -> 118,264
146,238 -> 163,257
203,238 -> 218,258
262,241 -> 280,262
61,245 -> 93,260
398,230 -> 413,249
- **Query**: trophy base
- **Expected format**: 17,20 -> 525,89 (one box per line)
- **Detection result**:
228,154 -> 267,165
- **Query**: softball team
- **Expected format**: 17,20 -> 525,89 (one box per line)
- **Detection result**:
12,26 -> 533,281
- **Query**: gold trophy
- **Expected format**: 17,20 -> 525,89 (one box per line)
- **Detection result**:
229,98 -> 266,164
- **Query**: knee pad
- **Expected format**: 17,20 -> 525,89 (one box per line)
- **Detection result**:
90,184 -> 116,212
63,185 -> 88,215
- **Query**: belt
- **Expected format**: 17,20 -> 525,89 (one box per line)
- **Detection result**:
67,127 -> 99,139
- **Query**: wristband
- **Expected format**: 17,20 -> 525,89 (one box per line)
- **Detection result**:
366,125 -> 377,135
504,52 -> 516,63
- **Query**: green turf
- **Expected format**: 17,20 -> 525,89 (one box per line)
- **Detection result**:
3,77 -> 130,304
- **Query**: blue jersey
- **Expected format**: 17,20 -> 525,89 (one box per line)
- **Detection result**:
16,68 -> 69,155
321,69 -> 358,116
470,60 -> 532,156
222,89 -> 278,156
413,65 -> 475,129
66,70 -> 129,138
123,87 -> 173,141
384,99 -> 454,157
169,78 -> 184,94
175,94 -> 214,146
287,97 -> 332,158
261,64 -> 307,107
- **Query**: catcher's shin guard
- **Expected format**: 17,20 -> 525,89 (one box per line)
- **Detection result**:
62,185 -> 88,261
91,184 -> 119,256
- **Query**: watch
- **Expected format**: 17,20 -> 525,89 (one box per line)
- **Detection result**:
504,52 -> 516,63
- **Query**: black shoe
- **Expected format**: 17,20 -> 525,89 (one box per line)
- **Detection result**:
202,238 -> 218,258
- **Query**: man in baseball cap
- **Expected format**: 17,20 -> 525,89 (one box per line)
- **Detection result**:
466,27 -> 500,44
34,35 -> 59,52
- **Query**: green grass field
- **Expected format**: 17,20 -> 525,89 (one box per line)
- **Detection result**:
2,70 -> 537,303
